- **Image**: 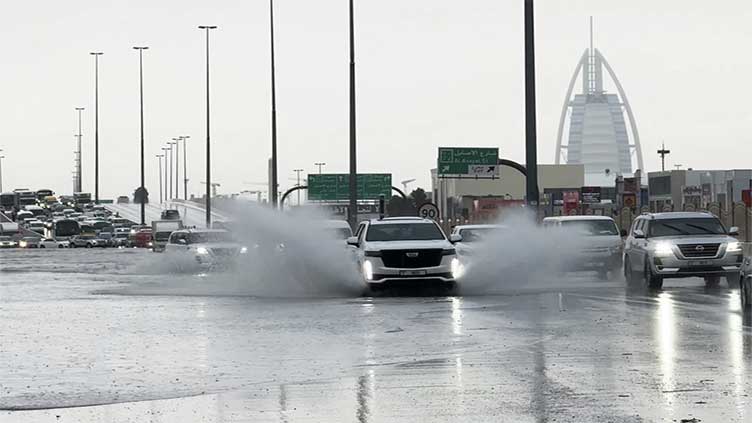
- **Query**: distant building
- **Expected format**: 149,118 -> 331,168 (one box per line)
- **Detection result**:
647,169 -> 752,210
555,19 -> 644,187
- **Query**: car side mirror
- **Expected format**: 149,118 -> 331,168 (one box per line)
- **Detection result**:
346,236 -> 359,247
620,229 -> 628,238
728,226 -> 739,236
449,234 -> 462,243
633,229 -> 645,239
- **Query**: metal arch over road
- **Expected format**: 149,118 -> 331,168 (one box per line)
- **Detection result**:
279,186 -> 407,210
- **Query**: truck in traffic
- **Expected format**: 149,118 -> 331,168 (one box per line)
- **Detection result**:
73,192 -> 92,208
45,219 -> 81,240
14,191 -> 37,209
152,220 -> 184,252
0,192 -> 15,213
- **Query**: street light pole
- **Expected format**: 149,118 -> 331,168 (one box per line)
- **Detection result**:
0,154 -> 5,192
90,52 -> 103,203
167,141 -> 176,200
156,154 -> 164,203
75,107 -> 85,193
133,46 -> 149,226
161,147 -> 169,204
269,0 -> 279,209
172,137 -> 181,200
199,25 -> 217,227
182,135 -> 190,200
524,0 -> 539,210
293,168 -> 304,206
314,162 -> 326,174
348,0 -> 358,229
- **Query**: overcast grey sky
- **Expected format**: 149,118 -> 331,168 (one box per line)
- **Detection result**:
2,0 -> 751,199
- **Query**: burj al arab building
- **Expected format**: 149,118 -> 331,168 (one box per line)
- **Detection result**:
555,20 -> 645,187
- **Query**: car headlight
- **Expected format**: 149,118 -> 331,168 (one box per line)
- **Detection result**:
19,241 -> 27,248
653,242 -> 674,257
196,246 -> 209,255
727,241 -> 742,253
240,246 -> 248,254
363,260 -> 374,281
451,257 -> 464,279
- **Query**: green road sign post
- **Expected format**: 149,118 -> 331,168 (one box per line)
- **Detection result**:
438,147 -> 499,177
308,173 -> 391,201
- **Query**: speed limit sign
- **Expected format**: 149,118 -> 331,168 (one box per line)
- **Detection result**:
417,202 -> 440,221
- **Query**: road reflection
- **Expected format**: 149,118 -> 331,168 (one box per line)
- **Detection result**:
655,292 -> 676,413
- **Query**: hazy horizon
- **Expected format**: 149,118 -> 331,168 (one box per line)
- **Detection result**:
2,0 -> 751,199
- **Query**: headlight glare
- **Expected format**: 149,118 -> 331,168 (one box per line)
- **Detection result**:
451,257 -> 464,279
240,246 -> 248,254
363,260 -> 374,281
196,246 -> 209,255
727,241 -> 742,252
653,242 -> 674,257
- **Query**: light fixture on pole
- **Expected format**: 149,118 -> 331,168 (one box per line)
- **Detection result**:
133,46 -> 149,225
90,51 -> 103,203
172,137 -> 181,200
314,162 -> 326,174
198,25 -> 217,227
161,147 -> 170,204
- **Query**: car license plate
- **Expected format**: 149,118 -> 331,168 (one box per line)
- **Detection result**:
400,270 -> 427,276
689,260 -> 712,266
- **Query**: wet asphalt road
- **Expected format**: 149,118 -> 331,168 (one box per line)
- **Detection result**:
0,249 -> 750,422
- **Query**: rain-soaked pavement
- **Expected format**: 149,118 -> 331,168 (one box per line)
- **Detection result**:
1,249 -> 750,422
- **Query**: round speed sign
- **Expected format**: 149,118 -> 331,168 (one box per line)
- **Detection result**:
417,202 -> 440,221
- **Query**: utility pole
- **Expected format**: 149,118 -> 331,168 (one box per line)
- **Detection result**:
198,25 -> 217,227
133,46 -> 149,226
269,0 -> 279,209
293,168 -> 304,206
348,0 -> 358,229
0,153 -> 5,192
657,142 -> 671,172
90,52 -> 103,203
161,147 -> 170,203
75,107 -> 85,193
314,162 -> 326,174
524,0 -> 539,210
156,154 -> 164,203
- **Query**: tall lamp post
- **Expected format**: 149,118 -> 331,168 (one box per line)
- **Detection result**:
524,0 -> 539,210
347,0 -> 358,229
293,168 -> 304,206
133,46 -> 149,225
90,52 -> 103,203
199,25 -> 217,227
181,135 -> 190,199
75,107 -> 85,193
314,162 -> 326,174
172,137 -> 181,200
269,0 -> 279,208
161,147 -> 170,204
167,141 -> 176,200
0,153 -> 5,192
156,154 -> 164,203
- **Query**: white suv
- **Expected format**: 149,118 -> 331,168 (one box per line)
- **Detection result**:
165,229 -> 248,269
347,217 -> 462,290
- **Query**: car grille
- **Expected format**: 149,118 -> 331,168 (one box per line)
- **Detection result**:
678,243 -> 720,258
380,249 -> 443,269
211,247 -> 238,257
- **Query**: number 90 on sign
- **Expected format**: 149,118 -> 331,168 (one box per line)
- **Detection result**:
417,203 -> 440,220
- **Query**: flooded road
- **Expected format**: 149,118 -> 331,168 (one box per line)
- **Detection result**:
1,249 -> 750,422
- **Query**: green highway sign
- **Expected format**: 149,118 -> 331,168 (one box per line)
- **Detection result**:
308,174 -> 392,201
438,147 -> 499,176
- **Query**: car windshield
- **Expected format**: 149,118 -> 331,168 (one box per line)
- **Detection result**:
561,220 -> 619,236
458,228 -> 500,242
366,223 -> 445,241
649,218 -> 726,237
187,232 -> 235,244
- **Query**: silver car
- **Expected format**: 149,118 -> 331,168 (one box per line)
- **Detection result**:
623,212 -> 743,289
